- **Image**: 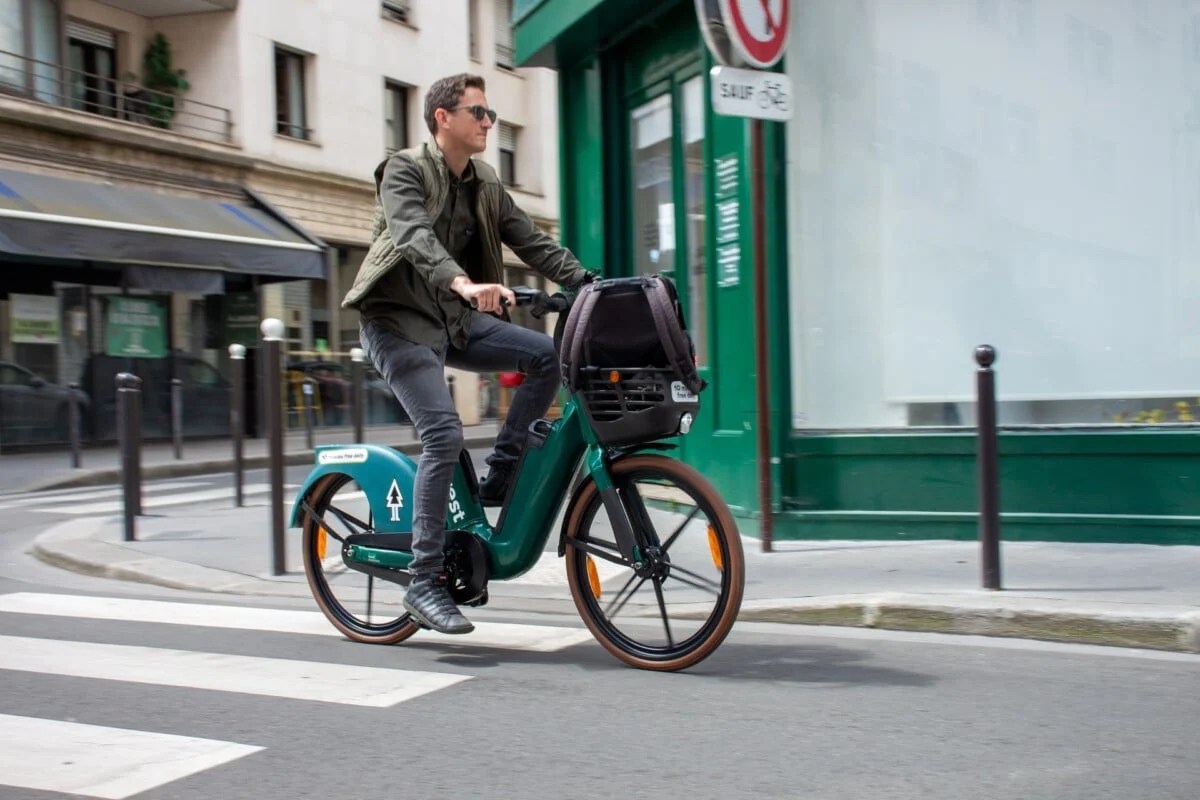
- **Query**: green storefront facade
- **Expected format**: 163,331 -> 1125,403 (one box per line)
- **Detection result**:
515,0 -> 1200,546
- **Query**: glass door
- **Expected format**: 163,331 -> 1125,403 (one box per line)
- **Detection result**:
626,69 -> 712,452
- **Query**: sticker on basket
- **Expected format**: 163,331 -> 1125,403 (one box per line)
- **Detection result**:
318,448 -> 369,465
671,381 -> 699,403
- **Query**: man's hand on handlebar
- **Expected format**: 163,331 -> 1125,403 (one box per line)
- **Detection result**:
450,276 -> 516,315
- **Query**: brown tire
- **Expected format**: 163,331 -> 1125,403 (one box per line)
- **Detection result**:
301,472 -> 419,644
564,454 -> 744,671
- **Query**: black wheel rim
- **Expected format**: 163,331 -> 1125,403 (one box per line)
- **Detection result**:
303,473 -> 413,637
571,466 -> 734,662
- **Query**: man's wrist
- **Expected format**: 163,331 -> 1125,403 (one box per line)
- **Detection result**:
449,275 -> 471,294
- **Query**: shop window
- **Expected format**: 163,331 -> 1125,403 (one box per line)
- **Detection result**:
274,45 -> 310,140
384,80 -> 410,155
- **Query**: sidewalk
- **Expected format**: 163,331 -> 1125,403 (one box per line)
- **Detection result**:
8,430 -> 1200,654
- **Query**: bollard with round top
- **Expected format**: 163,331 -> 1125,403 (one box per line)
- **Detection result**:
229,343 -> 247,507
975,344 -> 1002,590
116,371 -> 143,541
262,318 -> 286,576
350,347 -> 365,444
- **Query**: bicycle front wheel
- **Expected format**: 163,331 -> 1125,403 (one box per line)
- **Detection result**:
300,472 -> 418,645
564,455 -> 744,671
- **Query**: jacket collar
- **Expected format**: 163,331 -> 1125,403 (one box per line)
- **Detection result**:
426,137 -> 477,184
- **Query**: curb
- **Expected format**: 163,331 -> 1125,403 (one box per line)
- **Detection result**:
735,596 -> 1200,654
25,434 -> 498,492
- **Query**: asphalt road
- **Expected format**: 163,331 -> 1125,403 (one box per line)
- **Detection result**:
0,486 -> 1197,800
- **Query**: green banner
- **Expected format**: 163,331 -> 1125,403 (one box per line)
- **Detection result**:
224,293 -> 259,348
105,296 -> 166,358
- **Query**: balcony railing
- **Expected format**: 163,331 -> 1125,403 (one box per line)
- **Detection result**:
0,49 -> 233,144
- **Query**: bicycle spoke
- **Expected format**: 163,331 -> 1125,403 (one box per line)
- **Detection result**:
366,575 -> 374,623
652,577 -> 674,647
659,506 -> 701,553
665,566 -> 722,595
604,572 -> 648,618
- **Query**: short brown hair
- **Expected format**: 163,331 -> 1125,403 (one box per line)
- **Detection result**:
424,73 -> 487,133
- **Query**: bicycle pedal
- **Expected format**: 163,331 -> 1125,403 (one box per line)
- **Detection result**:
461,589 -> 489,608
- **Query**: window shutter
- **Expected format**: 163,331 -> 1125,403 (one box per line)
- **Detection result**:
498,122 -> 515,153
494,0 -> 513,67
66,20 -> 116,48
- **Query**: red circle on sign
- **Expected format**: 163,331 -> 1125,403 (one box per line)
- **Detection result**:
720,0 -> 789,68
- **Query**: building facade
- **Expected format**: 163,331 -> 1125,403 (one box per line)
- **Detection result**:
515,0 -> 1200,545
0,0 -> 564,444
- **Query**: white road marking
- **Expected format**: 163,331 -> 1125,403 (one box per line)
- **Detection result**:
0,635 -> 470,707
0,593 -> 594,652
0,713 -> 262,800
25,484 -> 289,514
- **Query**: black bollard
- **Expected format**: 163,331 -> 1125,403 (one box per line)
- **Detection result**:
302,377 -> 316,450
116,372 -> 142,541
67,382 -> 82,469
975,345 -> 1002,590
262,319 -> 286,576
170,377 -> 183,460
229,343 -> 246,507
350,348 -> 365,444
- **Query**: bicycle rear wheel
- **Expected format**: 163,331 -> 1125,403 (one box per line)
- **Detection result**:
299,472 -> 418,644
564,455 -> 744,670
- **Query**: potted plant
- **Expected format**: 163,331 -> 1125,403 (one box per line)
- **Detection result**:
126,34 -> 188,128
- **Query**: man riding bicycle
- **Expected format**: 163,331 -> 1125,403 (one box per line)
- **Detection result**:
342,73 -> 594,635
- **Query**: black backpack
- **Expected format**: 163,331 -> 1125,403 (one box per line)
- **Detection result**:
560,275 -> 707,396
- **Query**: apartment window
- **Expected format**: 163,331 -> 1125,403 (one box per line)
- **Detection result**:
274,45 -> 309,140
66,20 -> 116,117
495,0 -> 514,69
0,0 -> 61,103
381,0 -> 410,25
384,80 -> 410,155
498,122 -> 517,187
468,0 -> 479,60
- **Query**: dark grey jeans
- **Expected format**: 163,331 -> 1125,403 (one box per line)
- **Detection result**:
360,312 -> 559,575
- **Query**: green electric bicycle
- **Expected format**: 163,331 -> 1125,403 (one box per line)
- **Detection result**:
290,284 -> 744,671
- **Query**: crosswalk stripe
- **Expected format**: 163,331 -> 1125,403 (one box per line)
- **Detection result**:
0,593 -> 595,652
0,635 -> 470,706
0,479 -> 212,504
24,483 -> 289,514
0,713 -> 262,800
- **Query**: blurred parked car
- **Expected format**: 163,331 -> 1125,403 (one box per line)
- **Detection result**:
80,351 -> 230,441
286,360 -> 408,426
0,360 -> 89,445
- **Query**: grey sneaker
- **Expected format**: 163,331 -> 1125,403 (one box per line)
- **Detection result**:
403,573 -> 474,635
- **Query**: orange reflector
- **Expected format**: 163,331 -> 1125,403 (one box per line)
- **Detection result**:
586,556 -> 602,599
608,370 -> 620,383
317,527 -> 328,560
708,526 -> 724,572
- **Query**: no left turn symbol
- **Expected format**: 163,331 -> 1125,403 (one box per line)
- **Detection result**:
720,0 -> 789,68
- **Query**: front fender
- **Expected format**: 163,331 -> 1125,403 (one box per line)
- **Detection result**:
288,444 -> 418,531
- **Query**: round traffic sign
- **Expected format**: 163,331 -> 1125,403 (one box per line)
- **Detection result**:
719,0 -> 789,68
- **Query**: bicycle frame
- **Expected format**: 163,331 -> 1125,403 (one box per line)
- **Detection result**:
289,394 -> 643,582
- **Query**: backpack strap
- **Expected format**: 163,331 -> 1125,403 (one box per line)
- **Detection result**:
643,276 -> 707,394
560,284 -> 600,392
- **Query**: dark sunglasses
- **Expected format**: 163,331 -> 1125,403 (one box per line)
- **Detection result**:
450,104 -> 498,123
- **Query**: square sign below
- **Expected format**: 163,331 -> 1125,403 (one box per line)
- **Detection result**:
710,66 -> 793,121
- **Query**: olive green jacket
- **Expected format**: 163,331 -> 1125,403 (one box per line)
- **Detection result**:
343,138 -> 589,350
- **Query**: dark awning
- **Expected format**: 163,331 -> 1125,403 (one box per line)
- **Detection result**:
0,167 -> 326,287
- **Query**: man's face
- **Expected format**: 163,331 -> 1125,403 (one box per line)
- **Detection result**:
441,86 -> 493,155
